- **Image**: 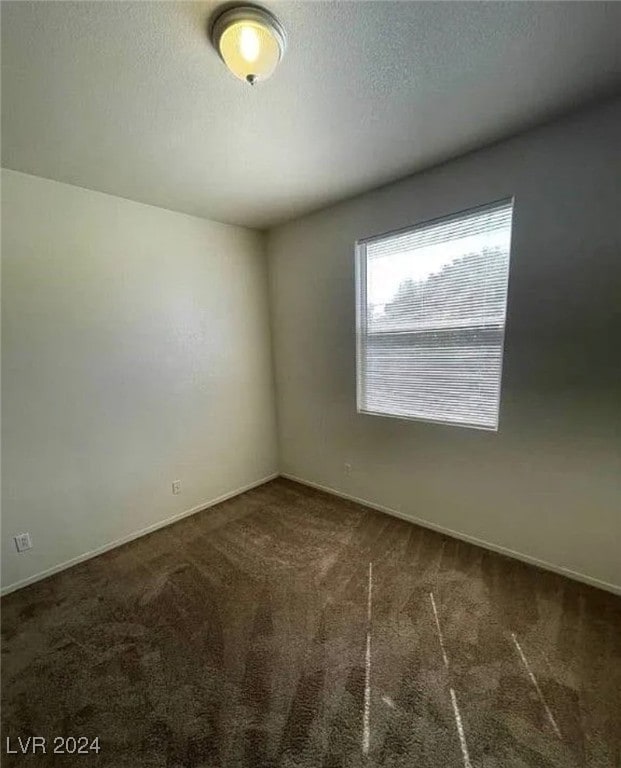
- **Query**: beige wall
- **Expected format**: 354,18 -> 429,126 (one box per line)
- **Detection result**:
267,99 -> 621,593
1,170 -> 278,592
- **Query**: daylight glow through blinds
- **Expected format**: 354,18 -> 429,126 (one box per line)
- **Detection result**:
356,199 -> 514,430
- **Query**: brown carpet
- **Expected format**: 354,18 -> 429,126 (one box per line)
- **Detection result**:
2,478 -> 620,767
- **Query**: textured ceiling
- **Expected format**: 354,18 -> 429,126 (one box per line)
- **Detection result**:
2,1 -> 620,229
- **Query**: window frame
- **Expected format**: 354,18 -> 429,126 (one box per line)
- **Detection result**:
355,198 -> 514,431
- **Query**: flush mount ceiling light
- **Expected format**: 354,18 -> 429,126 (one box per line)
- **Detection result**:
210,5 -> 286,85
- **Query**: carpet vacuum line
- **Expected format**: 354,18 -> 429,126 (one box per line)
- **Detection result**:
429,592 -> 473,768
363,561 -> 373,756
511,632 -> 561,739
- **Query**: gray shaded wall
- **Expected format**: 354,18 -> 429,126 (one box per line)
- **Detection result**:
2,170 -> 278,592
267,99 -> 621,591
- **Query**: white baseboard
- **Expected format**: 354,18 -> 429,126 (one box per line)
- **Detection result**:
5,471 -> 619,598
1,473 -> 279,597
281,472 -> 621,597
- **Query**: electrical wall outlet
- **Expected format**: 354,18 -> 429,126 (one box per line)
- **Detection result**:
172,480 -> 181,495
344,462 -> 352,474
14,533 -> 32,553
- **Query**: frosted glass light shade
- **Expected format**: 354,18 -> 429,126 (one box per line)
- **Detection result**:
211,6 -> 286,85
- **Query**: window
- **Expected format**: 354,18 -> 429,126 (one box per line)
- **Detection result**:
355,199 -> 514,430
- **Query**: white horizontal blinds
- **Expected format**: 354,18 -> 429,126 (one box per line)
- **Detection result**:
357,199 -> 513,429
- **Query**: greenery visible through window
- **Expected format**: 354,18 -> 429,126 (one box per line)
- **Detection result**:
355,200 -> 514,430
